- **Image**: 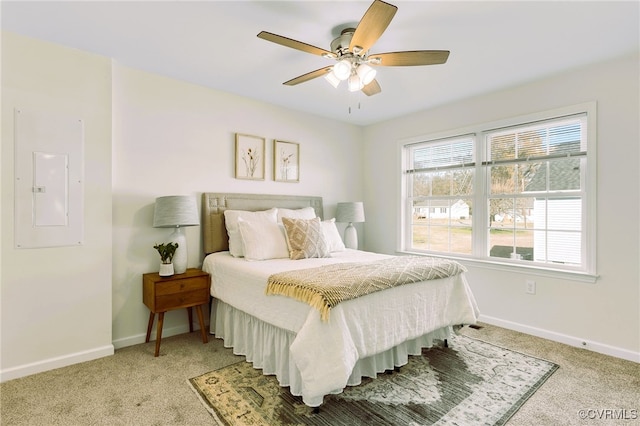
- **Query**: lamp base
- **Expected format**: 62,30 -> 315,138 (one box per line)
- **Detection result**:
344,223 -> 358,250
169,227 -> 188,274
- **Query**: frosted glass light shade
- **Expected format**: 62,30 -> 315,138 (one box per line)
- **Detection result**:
333,59 -> 352,80
348,74 -> 363,92
324,71 -> 341,88
356,63 -> 376,85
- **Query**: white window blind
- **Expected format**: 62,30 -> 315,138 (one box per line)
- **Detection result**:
485,114 -> 587,267
404,135 -> 475,255
400,105 -> 595,276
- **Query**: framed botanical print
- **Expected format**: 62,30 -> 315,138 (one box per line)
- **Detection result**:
274,140 -> 299,182
235,133 -> 265,180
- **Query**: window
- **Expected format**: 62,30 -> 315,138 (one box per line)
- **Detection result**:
401,104 -> 595,276
404,135 -> 475,255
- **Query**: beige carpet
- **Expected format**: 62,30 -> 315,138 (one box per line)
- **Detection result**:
1,324 -> 638,425
188,334 -> 558,425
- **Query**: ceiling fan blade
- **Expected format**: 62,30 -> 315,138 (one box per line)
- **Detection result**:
349,0 -> 398,54
258,31 -> 334,58
362,79 -> 381,96
369,50 -> 450,66
283,66 -> 333,86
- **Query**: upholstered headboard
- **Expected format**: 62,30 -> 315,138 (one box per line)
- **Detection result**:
201,192 -> 324,255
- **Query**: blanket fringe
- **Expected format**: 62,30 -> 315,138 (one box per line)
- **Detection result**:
266,256 -> 466,323
266,281 -> 331,321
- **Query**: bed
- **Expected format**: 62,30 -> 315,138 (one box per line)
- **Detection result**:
201,192 -> 480,407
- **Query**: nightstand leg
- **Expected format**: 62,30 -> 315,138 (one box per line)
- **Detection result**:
195,305 -> 208,343
145,312 -> 155,343
154,312 -> 164,357
187,307 -> 194,333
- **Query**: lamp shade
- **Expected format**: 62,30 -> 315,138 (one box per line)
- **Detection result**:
356,63 -> 376,85
153,195 -> 199,228
333,59 -> 351,80
347,73 -> 363,92
336,202 -> 365,223
324,70 -> 341,88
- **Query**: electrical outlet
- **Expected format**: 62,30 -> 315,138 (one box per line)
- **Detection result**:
526,280 -> 536,294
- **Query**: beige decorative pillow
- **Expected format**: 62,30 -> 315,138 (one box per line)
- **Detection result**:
282,217 -> 330,260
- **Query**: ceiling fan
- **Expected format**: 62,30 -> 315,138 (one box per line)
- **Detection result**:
257,0 -> 449,96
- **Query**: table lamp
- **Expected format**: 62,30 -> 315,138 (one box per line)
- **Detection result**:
336,201 -> 365,250
153,195 -> 199,274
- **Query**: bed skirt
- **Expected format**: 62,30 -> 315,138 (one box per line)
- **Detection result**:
210,298 -> 452,406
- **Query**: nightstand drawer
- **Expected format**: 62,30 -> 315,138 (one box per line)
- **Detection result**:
154,288 -> 209,311
142,268 -> 211,313
154,277 -> 208,296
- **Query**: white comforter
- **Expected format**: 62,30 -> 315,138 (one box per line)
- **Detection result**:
202,250 -> 479,406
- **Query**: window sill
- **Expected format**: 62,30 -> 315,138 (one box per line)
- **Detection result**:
397,250 -> 598,283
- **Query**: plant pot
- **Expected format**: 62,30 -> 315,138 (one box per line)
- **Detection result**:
159,263 -> 174,277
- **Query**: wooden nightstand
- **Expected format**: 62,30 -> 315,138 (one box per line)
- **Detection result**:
143,268 -> 210,357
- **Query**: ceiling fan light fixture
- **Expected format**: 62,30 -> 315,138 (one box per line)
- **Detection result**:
333,59 -> 352,80
257,0 -> 450,98
324,70 -> 341,88
348,73 -> 363,92
356,63 -> 376,85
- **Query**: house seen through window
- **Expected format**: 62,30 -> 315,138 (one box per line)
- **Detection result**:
401,106 -> 594,275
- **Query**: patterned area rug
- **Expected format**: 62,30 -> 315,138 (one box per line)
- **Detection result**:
188,335 -> 558,426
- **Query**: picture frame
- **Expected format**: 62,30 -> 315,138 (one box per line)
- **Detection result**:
273,140 -> 300,182
235,133 -> 265,180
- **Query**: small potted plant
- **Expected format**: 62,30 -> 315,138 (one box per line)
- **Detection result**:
154,242 -> 178,276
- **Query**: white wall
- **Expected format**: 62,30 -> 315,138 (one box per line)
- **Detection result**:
362,52 -> 640,361
1,32 -> 114,379
111,65 -> 364,346
1,32 -> 364,379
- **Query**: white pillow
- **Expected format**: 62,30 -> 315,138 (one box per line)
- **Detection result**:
223,208 -> 278,257
237,219 -> 289,261
321,218 -> 346,252
277,206 -> 316,223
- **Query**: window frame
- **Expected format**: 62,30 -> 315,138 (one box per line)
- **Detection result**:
398,102 -> 597,282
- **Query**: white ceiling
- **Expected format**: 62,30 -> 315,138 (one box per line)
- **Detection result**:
2,1 -> 638,126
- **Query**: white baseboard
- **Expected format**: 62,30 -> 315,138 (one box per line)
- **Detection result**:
479,315 -> 640,363
112,322 -> 206,350
2,321 -> 209,382
0,344 -> 114,383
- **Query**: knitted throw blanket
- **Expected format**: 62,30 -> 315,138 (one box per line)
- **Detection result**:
266,256 -> 466,322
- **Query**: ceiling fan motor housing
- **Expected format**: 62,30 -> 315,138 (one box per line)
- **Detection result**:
331,28 -> 357,56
